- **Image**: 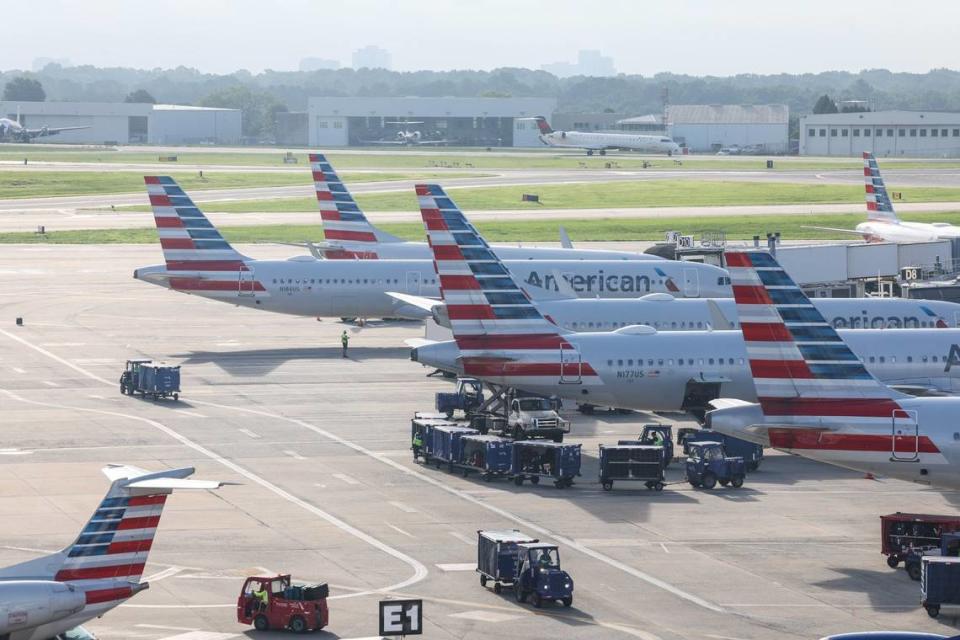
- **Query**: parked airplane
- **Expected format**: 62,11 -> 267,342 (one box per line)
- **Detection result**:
392,289 -> 960,332
528,116 -> 680,156
135,177 -> 730,321
409,192 -> 960,415
809,152 -> 960,242
308,153 -> 658,261
360,121 -> 448,146
0,465 -> 223,640
707,251 -> 960,491
0,116 -> 89,143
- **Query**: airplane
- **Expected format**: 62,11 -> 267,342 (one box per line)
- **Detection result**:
0,464 -> 224,640
134,177 -> 732,322
706,250 -> 960,491
360,121 -> 448,146
307,153 -> 659,261
808,151 -> 960,243
527,116 -> 681,156
409,190 -> 960,416
0,114 -> 90,143
392,288 -> 960,333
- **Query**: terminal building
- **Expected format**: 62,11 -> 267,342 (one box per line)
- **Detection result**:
800,111 -> 960,157
619,104 -> 790,153
307,97 -> 557,147
0,101 -> 242,145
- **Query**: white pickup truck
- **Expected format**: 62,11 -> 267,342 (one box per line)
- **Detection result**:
508,397 -> 570,442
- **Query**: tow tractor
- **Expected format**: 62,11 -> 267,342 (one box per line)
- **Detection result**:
685,441 -> 745,489
435,377 -> 484,419
512,542 -> 574,608
237,574 -> 329,633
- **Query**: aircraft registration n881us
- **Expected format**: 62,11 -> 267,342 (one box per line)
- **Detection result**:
135,177 -> 731,321
409,185 -> 960,415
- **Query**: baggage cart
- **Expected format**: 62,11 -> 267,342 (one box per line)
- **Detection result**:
476,529 -> 538,594
411,413 -> 459,462
511,441 -> 581,489
428,424 -> 478,471
921,556 -> 960,618
458,435 -> 513,480
598,444 -> 665,491
119,359 -> 180,401
880,513 -> 960,570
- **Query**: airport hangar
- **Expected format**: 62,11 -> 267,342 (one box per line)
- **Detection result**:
617,104 -> 790,153
0,101 -> 242,145
801,110 -> 960,157
306,96 -> 557,147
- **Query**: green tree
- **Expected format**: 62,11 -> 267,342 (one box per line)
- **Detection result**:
3,77 -> 45,101
199,85 -> 287,139
124,89 -> 156,103
812,94 -> 838,114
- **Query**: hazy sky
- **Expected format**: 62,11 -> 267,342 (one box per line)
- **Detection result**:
7,0 -> 958,76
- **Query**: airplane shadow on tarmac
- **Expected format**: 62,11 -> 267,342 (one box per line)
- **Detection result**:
171,346 -> 411,375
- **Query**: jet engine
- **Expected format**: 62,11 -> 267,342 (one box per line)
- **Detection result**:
0,581 -> 86,635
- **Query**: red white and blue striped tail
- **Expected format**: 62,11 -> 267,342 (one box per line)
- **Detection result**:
145,176 -> 249,271
863,151 -> 899,223
726,250 -> 908,425
417,183 -> 596,383
309,153 -> 401,258
0,465 -> 223,608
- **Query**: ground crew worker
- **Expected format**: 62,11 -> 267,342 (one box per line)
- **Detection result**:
341,330 -> 349,358
651,430 -> 665,446
253,585 -> 269,611
412,430 -> 424,459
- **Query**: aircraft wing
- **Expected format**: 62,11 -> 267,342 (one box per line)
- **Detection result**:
360,139 -> 407,146
558,226 -> 574,249
31,125 -> 91,137
405,338 -> 437,349
415,139 -> 449,146
889,384 -> 955,397
801,225 -> 866,236
386,291 -> 441,312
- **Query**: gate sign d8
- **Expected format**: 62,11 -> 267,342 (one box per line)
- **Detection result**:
379,599 -> 423,636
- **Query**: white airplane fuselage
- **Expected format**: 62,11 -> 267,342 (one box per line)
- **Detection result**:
412,329 -> 960,412
135,257 -> 731,319
856,219 -> 960,243
325,241 -> 662,261
540,130 -> 681,154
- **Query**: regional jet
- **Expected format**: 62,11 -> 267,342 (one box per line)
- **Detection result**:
0,465 -> 223,640
809,152 -> 960,243
408,187 -> 960,415
0,116 -> 89,143
527,116 -> 680,156
135,177 -> 731,322
308,153 -> 658,261
707,251 -> 960,491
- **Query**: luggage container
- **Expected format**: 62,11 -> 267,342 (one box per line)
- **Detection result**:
476,529 -> 538,594
458,435 -> 513,480
921,555 -> 960,617
618,424 -> 674,466
511,441 -> 581,489
429,424 -> 478,470
880,513 -> 960,570
905,532 -> 960,581
598,444 -> 665,491
119,359 -> 180,401
411,413 -> 459,462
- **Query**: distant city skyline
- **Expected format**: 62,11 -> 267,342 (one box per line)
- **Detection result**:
542,50 -> 616,79
5,0 -> 959,76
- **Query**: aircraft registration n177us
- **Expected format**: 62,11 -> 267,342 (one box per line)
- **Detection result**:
135,177 -> 731,321
409,187 -> 960,415
707,251 -> 960,491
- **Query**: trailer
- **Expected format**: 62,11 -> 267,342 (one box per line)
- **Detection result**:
426,424 -> 478,471
458,434 -> 513,480
922,556 -> 960,618
598,444 -> 666,491
411,413 -> 459,462
477,529 -> 538,594
511,441 -> 581,489
881,513 -> 960,571
617,424 -> 674,467
119,359 -> 180,401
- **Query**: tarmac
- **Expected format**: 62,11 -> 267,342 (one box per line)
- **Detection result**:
0,243 -> 957,639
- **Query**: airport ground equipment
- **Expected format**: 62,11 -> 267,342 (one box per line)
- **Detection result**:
904,533 -> 960,581
410,413 -> 459,461
618,424 -> 675,466
508,396 -> 570,442
683,429 -> 763,472
119,359 -> 180,400
237,574 -> 329,632
435,377 -> 484,419
426,424 -> 478,471
458,434 -> 513,480
880,513 -> 960,571
685,441 -> 746,489
598,444 -> 666,491
476,529 -> 538,594
512,542 -> 574,608
468,412 -> 507,435
512,441 -> 581,488
921,556 -> 960,618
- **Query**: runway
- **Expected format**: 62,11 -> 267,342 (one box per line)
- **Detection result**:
0,244 -> 955,639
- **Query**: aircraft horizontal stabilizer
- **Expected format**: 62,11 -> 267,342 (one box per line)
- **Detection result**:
103,464 -> 226,491
405,338 -> 438,349
801,225 -> 868,235
707,398 -> 753,411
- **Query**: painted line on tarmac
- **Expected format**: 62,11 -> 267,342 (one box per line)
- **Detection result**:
189,398 -> 723,614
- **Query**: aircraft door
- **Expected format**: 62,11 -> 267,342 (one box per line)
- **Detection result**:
891,409 -> 920,462
238,268 -> 256,297
683,268 -> 700,298
559,343 -> 582,384
406,271 -> 422,294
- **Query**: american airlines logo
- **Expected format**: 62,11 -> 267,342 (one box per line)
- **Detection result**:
946,344 -> 960,372
831,315 -> 939,329
524,270 -> 673,294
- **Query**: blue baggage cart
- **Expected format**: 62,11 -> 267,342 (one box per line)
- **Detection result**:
410,413 -> 458,462
685,441 -> 746,489
119,359 -> 180,401
598,444 -> 666,491
922,555 -> 960,617
511,441 -> 581,489
683,429 -> 763,472
430,425 -> 478,471
458,435 -> 513,480
476,529 -> 538,594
